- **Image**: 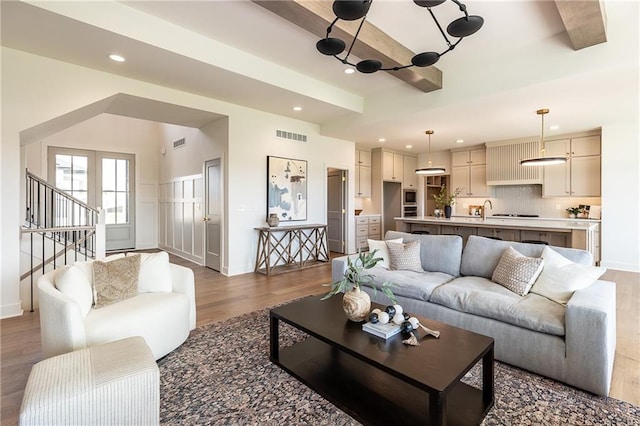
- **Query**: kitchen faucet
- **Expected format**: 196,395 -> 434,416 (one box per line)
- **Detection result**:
482,200 -> 493,221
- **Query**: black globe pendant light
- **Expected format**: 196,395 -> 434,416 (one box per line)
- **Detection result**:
356,59 -> 382,73
333,0 -> 372,21
447,15 -> 485,38
316,0 -> 484,74
316,38 -> 346,56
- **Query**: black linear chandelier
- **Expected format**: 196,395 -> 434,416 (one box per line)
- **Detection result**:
316,0 -> 484,74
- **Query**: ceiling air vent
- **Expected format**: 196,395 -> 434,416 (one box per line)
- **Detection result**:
276,129 -> 307,143
173,138 -> 186,149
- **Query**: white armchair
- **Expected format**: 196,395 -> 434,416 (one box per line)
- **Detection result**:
37,252 -> 196,360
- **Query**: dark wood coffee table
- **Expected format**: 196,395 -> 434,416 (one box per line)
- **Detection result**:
270,295 -> 494,426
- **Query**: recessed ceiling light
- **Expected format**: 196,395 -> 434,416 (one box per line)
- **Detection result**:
378,138 -> 386,142
109,54 -> 125,62
456,139 -> 464,144
549,125 -> 559,130
344,68 -> 355,74
293,106 -> 302,111
405,145 -> 412,149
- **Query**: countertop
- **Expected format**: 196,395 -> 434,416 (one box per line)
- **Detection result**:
395,215 -> 600,231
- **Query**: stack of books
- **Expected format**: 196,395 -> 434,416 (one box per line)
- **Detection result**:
362,321 -> 401,339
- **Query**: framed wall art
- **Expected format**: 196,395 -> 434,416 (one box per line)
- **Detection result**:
267,156 -> 307,222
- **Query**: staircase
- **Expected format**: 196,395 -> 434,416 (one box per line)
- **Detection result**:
20,171 -> 104,311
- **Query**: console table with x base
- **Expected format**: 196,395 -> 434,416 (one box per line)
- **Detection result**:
254,223 -> 329,275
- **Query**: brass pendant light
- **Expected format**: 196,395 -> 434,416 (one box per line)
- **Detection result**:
416,130 -> 446,175
520,108 -> 567,167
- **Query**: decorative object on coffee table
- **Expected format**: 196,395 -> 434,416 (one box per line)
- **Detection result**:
342,287 -> 371,322
321,250 -> 396,322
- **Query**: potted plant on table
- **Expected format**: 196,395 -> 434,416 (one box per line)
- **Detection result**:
433,185 -> 462,219
322,250 -> 396,322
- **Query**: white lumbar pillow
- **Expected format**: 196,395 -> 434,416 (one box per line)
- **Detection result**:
530,246 -> 606,305
55,265 -> 94,317
367,238 -> 403,269
134,251 -> 172,293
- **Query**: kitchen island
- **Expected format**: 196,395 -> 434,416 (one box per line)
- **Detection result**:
395,216 -> 600,264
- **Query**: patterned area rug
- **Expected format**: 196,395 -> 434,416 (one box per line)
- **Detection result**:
158,306 -> 640,425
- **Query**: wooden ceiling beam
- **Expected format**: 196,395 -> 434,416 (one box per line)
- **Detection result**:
252,0 -> 442,93
554,0 -> 607,50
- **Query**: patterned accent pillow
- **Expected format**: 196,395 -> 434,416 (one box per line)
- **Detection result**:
386,240 -> 423,272
492,246 -> 544,296
93,254 -> 141,309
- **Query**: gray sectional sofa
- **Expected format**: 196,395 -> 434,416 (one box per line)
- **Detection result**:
331,232 -> 616,396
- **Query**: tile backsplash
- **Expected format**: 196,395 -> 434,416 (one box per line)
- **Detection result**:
453,185 -> 601,219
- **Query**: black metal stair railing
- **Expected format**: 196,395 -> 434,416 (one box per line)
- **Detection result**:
21,170 -> 100,311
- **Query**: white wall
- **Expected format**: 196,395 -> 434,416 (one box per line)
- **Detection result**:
156,118 -> 228,265
601,122 -> 640,272
1,47 -> 356,316
226,110 -> 355,275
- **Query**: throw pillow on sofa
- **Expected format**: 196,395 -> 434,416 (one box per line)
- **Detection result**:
367,238 -> 403,269
386,240 -> 423,272
93,254 -> 141,309
530,246 -> 606,305
491,246 -> 544,296
55,265 -> 94,317
129,251 -> 173,293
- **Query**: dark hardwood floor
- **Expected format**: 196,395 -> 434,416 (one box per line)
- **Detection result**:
1,257 -> 638,426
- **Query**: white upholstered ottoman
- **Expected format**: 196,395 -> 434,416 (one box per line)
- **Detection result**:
19,336 -> 159,426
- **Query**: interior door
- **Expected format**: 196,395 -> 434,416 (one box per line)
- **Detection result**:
327,168 -> 346,254
205,158 -> 221,271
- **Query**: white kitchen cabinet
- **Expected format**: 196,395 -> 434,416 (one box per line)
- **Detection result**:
355,150 -> 372,198
356,150 -> 371,167
543,136 -> 601,197
355,215 -> 381,250
451,148 -> 490,197
382,151 -> 404,181
402,155 -> 418,189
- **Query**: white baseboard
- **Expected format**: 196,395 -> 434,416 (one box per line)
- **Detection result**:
1,302 -> 24,319
600,261 -> 640,273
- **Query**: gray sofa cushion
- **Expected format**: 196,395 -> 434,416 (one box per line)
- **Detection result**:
429,276 -> 566,336
460,235 -> 593,279
363,267 -> 455,302
384,231 -> 463,277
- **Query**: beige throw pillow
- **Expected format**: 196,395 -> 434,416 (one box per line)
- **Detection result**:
386,240 -> 423,272
530,246 -> 606,305
367,238 -> 403,269
492,246 -> 544,296
93,254 -> 141,309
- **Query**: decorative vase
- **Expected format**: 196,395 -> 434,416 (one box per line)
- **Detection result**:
342,287 -> 371,322
434,209 -> 441,218
444,205 -> 452,219
267,213 -> 280,227
568,213 -> 576,219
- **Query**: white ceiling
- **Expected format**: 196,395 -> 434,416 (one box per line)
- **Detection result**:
2,0 -> 638,154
